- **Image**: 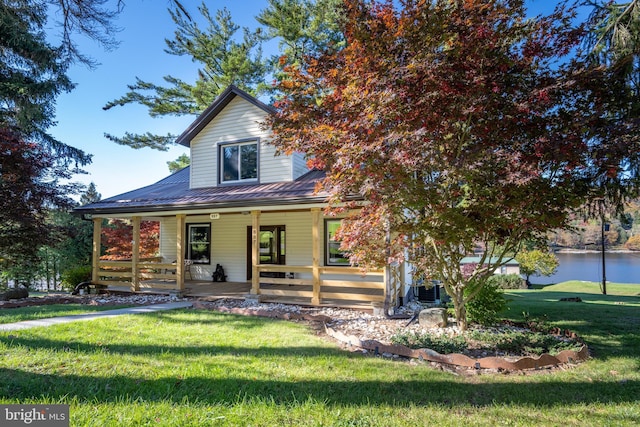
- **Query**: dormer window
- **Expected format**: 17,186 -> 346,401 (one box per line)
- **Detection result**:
220,140 -> 258,184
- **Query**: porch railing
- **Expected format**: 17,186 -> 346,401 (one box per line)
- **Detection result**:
95,259 -> 177,289
255,265 -> 385,305
96,260 -> 387,307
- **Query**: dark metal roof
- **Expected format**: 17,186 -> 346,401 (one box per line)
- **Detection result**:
175,85 -> 275,147
74,167 -> 329,215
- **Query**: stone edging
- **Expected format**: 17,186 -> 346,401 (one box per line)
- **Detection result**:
193,302 -> 590,371
324,325 -> 590,371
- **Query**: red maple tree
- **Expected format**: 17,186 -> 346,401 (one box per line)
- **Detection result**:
269,0 -> 639,328
0,128 -> 74,266
101,219 -> 159,260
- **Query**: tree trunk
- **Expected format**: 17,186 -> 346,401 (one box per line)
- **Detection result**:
451,288 -> 468,331
45,253 -> 51,291
53,258 -> 58,290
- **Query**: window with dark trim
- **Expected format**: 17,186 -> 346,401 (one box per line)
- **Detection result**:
325,219 -> 349,266
187,223 -> 211,264
220,140 -> 258,184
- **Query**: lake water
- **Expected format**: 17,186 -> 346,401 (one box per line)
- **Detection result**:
534,252 -> 640,285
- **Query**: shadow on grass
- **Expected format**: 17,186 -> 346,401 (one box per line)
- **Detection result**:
503,290 -> 640,359
149,309 -> 274,331
1,298 -> 639,412
0,310 -> 353,364
0,366 -> 638,408
1,333 -> 347,359
0,305 -> 135,324
1,309 -> 639,409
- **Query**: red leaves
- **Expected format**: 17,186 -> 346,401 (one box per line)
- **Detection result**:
268,0 -> 635,276
536,88 -> 551,104
101,220 -> 160,260
0,128 -> 69,263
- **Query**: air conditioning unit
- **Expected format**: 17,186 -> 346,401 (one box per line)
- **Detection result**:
417,280 -> 441,303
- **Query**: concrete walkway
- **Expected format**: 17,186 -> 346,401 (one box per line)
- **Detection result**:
0,301 -> 193,331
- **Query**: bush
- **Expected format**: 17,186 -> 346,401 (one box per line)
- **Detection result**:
60,265 -> 92,291
390,331 -> 467,354
392,326 -> 583,356
465,281 -> 507,326
466,329 -> 582,356
625,234 -> 640,251
488,273 -> 525,289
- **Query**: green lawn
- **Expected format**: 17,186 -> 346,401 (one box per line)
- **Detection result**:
0,304 -> 134,324
0,282 -> 639,426
505,281 -> 640,358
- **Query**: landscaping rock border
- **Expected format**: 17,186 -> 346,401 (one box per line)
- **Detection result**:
0,294 -> 184,309
324,324 -> 590,371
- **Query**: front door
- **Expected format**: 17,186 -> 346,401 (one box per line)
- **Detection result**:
246,225 -> 286,280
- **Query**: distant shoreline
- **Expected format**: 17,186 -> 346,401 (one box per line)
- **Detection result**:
538,250 -> 640,285
555,248 -> 636,254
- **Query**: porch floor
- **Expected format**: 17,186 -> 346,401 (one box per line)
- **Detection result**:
106,280 -> 378,311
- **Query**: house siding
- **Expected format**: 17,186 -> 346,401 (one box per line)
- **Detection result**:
189,96 -> 292,188
160,218 -> 177,263
496,265 -> 520,275
292,152 -> 310,180
210,214 -> 250,282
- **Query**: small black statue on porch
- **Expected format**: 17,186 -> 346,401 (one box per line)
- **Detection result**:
212,264 -> 227,282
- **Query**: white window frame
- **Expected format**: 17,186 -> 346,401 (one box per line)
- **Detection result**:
219,139 -> 259,184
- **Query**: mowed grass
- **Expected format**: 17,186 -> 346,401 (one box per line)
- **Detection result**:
0,304 -> 134,324
504,281 -> 640,358
0,282 -> 638,426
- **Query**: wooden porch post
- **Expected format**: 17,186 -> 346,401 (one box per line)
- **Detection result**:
91,217 -> 102,283
250,210 -> 261,295
131,216 -> 141,291
311,208 -> 321,305
176,214 -> 186,291
383,266 -> 390,310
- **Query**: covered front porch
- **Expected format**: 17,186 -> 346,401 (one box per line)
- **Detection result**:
89,207 -> 405,312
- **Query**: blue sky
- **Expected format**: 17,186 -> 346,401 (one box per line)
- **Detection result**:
51,0 -> 268,199
50,0 -> 567,199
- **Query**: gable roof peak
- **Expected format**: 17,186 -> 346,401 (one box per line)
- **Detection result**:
175,85 -> 274,147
